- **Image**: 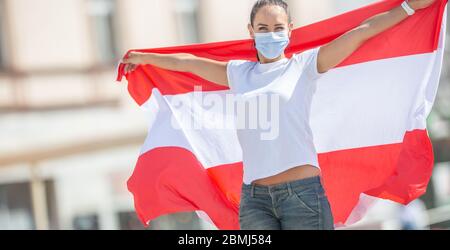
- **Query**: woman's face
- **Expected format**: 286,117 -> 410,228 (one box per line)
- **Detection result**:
248,5 -> 293,38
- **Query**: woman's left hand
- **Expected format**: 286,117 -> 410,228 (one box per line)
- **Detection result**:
408,0 -> 437,10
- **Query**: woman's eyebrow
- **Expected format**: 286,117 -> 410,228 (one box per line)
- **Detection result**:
257,23 -> 285,27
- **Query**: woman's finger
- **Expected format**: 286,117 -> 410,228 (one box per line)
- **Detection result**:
124,63 -> 138,74
122,57 -> 129,64
125,64 -> 133,74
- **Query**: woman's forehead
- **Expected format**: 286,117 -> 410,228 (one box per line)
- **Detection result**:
253,5 -> 289,25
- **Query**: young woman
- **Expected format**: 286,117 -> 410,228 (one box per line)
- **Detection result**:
122,0 -> 436,230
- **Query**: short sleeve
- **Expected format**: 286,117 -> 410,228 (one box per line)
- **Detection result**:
293,47 -> 323,80
226,60 -> 250,93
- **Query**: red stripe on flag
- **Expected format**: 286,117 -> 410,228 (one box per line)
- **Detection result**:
364,129 -> 434,204
127,147 -> 241,230
320,129 -> 434,223
127,129 -> 433,227
116,0 -> 447,106
293,0 -> 447,67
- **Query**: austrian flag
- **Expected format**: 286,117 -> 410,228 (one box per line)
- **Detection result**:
116,0 -> 448,229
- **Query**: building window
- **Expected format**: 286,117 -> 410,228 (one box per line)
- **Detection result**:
0,183 -> 34,230
0,0 -> 6,69
117,211 -> 147,230
72,213 -> 99,230
0,180 -> 58,230
174,0 -> 200,44
88,0 -> 118,65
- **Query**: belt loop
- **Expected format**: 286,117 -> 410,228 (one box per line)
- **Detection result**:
287,183 -> 293,196
251,184 -> 255,198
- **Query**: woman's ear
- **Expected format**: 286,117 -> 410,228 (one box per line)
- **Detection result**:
248,23 -> 255,39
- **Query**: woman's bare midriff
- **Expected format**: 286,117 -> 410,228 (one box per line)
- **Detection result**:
251,164 -> 321,186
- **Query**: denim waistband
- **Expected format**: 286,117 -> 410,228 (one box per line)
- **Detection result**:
242,176 -> 321,195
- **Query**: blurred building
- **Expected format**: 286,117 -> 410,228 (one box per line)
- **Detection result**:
0,0 -> 448,230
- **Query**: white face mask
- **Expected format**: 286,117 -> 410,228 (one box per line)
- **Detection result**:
254,31 -> 290,60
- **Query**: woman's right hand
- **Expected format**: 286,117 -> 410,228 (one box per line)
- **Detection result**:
122,52 -> 145,74
121,51 -> 229,87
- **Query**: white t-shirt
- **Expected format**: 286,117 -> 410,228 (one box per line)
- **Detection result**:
226,47 -> 323,185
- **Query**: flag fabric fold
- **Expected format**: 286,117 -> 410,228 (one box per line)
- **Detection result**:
116,0 -> 448,229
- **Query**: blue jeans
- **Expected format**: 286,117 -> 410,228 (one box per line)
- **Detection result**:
239,176 -> 334,230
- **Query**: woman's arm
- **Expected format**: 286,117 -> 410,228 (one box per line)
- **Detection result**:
317,0 -> 436,74
122,52 -> 229,87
